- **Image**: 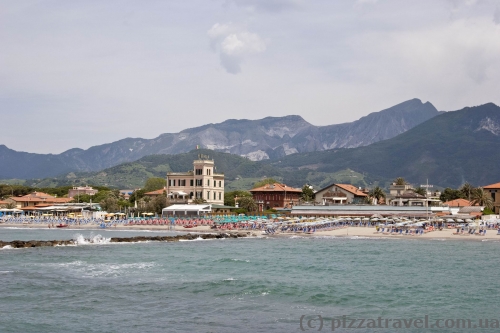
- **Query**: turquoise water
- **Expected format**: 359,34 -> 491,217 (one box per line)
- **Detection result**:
1,229 -> 499,332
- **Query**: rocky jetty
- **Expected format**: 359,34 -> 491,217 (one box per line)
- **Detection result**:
0,232 -> 252,249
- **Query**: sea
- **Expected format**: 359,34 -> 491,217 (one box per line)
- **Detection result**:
1,228 -> 499,333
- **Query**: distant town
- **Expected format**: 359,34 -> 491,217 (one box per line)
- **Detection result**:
1,157 -> 499,221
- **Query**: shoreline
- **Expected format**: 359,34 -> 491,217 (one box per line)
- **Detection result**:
1,223 -> 498,242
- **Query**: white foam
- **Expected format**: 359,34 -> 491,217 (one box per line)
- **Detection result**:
38,261 -> 157,278
73,233 -> 110,245
231,259 -> 250,262
1,245 -> 14,249
223,277 -> 237,281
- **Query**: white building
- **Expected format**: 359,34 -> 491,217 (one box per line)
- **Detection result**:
165,156 -> 224,205
68,186 -> 98,199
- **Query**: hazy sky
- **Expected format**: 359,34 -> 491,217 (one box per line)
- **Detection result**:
1,0 -> 500,154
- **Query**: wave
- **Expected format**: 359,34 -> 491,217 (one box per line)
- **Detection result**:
37,260 -> 158,278
72,233 -> 111,245
179,236 -> 213,242
215,258 -> 250,263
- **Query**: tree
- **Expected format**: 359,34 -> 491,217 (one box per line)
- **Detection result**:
100,192 -> 120,212
5,202 -> 16,209
129,189 -> 146,204
144,194 -> 168,214
459,182 -> 475,201
143,177 -> 166,192
471,187 -> 493,210
368,186 -> 386,204
412,187 -> 427,196
394,177 -> 407,185
192,198 -> 207,204
301,185 -> 314,202
439,188 -> 464,202
253,178 -> 280,189
224,190 -> 252,207
237,196 -> 258,212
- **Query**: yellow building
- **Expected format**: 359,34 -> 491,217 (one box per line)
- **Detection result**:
165,156 -> 224,205
484,182 -> 500,214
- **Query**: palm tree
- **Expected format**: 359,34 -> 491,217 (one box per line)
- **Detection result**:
394,177 -> 406,185
368,186 -> 386,205
470,187 -> 493,210
459,182 -> 474,201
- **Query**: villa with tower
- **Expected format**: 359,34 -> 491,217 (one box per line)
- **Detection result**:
165,155 -> 224,205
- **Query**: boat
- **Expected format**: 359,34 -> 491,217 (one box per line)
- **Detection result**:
183,225 -> 195,228
56,224 -> 68,228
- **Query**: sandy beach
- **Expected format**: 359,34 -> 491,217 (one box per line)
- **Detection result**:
1,222 -> 499,241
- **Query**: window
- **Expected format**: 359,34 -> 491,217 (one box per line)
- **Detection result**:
172,179 -> 176,186
190,192 -> 194,199
219,192 -> 221,200
196,179 -> 202,186
190,179 -> 194,186
219,181 -> 222,187
213,192 -> 216,200
196,169 -> 202,175
207,179 -> 210,186
207,191 -> 210,199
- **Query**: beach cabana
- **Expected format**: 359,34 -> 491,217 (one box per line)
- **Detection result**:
162,204 -> 212,217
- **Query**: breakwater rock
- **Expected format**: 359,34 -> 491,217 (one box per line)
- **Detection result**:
0,232 -> 252,249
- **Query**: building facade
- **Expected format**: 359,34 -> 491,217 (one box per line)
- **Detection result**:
484,182 -> 500,214
249,183 -> 302,211
314,183 -> 368,205
165,157 -> 224,205
68,186 -> 98,199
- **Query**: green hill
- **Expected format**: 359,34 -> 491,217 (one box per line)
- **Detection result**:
23,150 -> 375,191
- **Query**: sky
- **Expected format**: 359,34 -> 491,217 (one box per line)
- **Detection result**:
1,0 -> 500,154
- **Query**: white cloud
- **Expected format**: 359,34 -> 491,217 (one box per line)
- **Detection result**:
208,23 -> 266,74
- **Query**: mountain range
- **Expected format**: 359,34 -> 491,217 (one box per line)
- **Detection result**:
0,98 -> 438,179
16,102 -> 500,190
271,103 -> 500,188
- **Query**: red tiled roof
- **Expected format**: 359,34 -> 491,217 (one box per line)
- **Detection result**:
144,189 -> 165,195
10,192 -> 55,202
250,183 -> 302,193
443,198 -> 473,207
484,182 -> 500,189
335,184 -> 368,197
10,193 -> 71,203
